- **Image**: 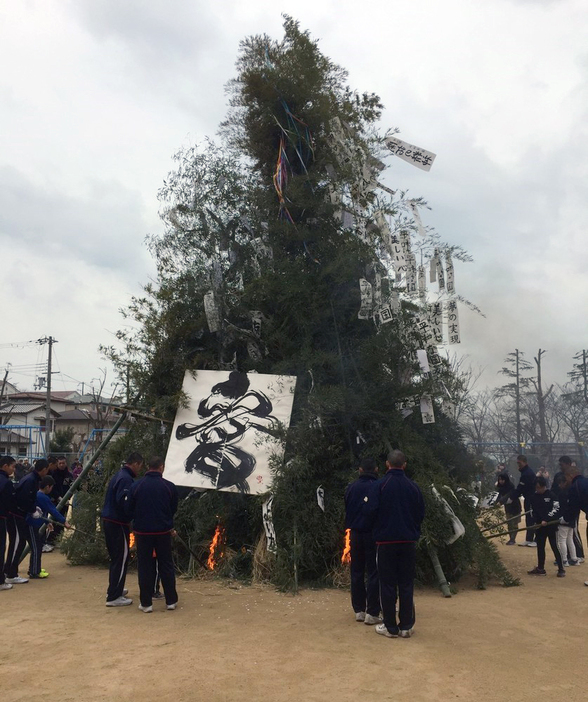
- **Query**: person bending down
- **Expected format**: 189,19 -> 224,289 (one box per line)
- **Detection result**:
527,477 -> 565,577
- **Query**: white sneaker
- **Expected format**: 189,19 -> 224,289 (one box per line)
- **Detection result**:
399,628 -> 414,638
355,611 -> 366,622
0,583 -> 14,590
42,544 -> 54,553
138,604 -> 153,613
123,588 -> 128,596
577,558 -> 585,564
584,581 -> 588,586
166,603 -> 177,611
527,542 -> 537,547
518,541 -> 530,547
364,613 -> 382,625
375,623 -> 398,638
5,576 -> 29,584
106,596 -> 133,607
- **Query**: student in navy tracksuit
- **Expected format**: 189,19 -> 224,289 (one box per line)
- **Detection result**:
4,459 -> 50,584
364,450 -> 425,639
26,475 -> 71,578
558,455 -> 586,561
128,456 -> 179,612
344,457 -> 380,624
101,452 -> 143,607
1,455 -> 17,591
527,476 -> 565,576
560,458 -> 588,586
514,455 -> 537,546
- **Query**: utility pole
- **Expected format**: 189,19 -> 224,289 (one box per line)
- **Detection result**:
515,349 -> 521,447
38,336 -> 57,451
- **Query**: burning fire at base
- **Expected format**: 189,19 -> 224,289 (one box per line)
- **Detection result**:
129,533 -> 135,549
207,524 -> 226,570
341,528 -> 351,565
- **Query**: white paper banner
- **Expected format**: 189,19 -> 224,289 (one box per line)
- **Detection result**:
373,273 -> 382,308
262,495 -> 277,553
446,300 -> 461,344
429,255 -> 437,283
388,234 -> 406,268
400,229 -> 412,257
446,253 -> 455,294
203,292 -> 220,333
414,313 -> 435,346
426,345 -> 444,370
428,302 -> 444,344
408,200 -> 426,236
377,304 -> 394,325
416,349 -> 430,375
406,254 -> 418,297
358,278 -> 373,320
420,395 -> 435,424
417,265 -> 426,298
384,136 -> 436,171
316,485 -> 325,512
436,257 -> 445,291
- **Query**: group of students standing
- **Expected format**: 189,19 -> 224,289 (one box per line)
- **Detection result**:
496,454 -> 588,581
101,452 -> 179,613
344,450 -> 425,639
0,455 -> 73,588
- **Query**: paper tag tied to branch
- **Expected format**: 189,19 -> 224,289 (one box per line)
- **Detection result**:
358,278 -> 373,320
316,486 -> 325,512
203,292 -> 220,333
446,300 -> 461,344
420,395 -> 435,424
262,495 -> 277,554
384,136 -> 437,171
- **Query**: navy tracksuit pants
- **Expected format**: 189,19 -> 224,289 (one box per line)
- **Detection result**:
376,542 -> 416,634
103,519 -> 131,602
350,529 -> 380,616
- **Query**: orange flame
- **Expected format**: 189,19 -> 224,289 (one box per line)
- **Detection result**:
341,528 -> 351,564
207,524 -> 226,570
129,533 -> 135,549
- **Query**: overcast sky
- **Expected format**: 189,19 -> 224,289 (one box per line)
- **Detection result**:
1,0 -> 587,396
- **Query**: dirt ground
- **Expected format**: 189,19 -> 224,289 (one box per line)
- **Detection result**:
3,534 -> 588,702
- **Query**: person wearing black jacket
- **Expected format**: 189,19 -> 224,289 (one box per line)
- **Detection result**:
4,459 -> 49,584
560,457 -> 588,585
558,456 -> 585,561
364,450 -> 425,639
128,456 -> 179,613
101,451 -> 143,607
496,473 -> 521,545
344,457 -> 380,624
46,456 -> 74,547
527,476 -> 565,576
1,455 -> 17,591
515,455 -> 537,547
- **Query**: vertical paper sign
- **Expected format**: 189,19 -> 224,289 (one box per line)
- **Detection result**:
414,313 -> 434,346
358,279 -> 373,320
373,273 -> 382,308
418,265 -> 426,298
389,234 -> 407,269
420,395 -> 435,424
316,486 -> 325,512
429,253 -> 437,283
406,254 -> 418,297
428,302 -> 444,344
446,253 -> 455,294
262,495 -> 277,553
377,305 -> 394,325
446,300 -> 461,344
384,137 -> 437,171
400,229 -> 412,257
203,292 -> 220,333
408,200 -> 426,236
436,257 -> 445,291
416,349 -> 430,375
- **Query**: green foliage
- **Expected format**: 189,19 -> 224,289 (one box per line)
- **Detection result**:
82,17 -> 516,591
50,428 -> 75,453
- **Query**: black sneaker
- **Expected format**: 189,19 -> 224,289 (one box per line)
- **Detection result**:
153,591 -> 165,600
557,570 -> 566,578
568,560 -> 578,566
527,567 -> 547,575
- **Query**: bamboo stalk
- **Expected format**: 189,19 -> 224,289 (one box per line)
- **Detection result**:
480,511 -> 531,533
427,544 -> 452,597
485,519 -> 560,540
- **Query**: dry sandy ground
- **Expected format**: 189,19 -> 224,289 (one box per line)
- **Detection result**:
3,538 -> 588,702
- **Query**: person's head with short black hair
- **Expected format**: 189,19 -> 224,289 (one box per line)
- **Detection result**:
148,456 -> 165,473
558,455 -> 572,468
359,457 -> 377,475
535,475 -> 547,493
125,452 -> 144,475
516,455 -> 528,471
57,456 -> 67,470
47,455 -> 58,470
35,459 -> 50,478
386,450 -> 407,470
0,455 -> 16,477
497,472 -> 514,490
40,475 -> 56,493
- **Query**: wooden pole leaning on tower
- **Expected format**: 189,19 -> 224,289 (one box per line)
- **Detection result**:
19,394 -> 140,564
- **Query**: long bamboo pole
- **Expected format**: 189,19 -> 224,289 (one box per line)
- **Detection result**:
20,401 -> 135,564
479,511 -> 531,533
427,544 -> 452,597
485,519 -> 560,540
